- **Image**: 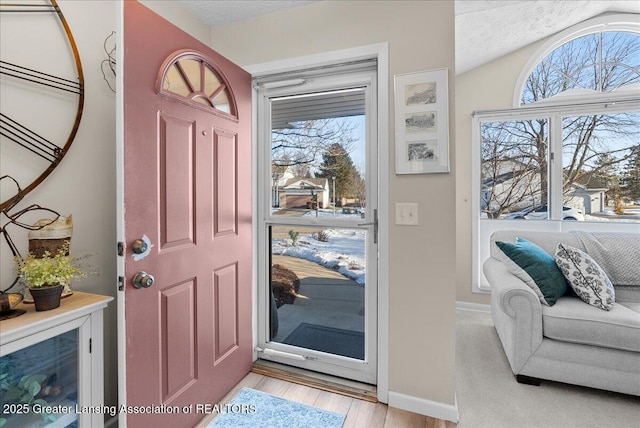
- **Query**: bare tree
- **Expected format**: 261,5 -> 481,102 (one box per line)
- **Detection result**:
481,121 -> 546,216
482,31 -> 639,216
271,119 -> 357,171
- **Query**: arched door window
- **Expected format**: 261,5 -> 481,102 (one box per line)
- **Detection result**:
156,50 -> 237,117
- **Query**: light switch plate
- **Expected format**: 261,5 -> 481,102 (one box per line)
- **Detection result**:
395,203 -> 419,225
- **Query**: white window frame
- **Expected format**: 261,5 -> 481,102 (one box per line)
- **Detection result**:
472,14 -> 640,293
245,42 -> 391,402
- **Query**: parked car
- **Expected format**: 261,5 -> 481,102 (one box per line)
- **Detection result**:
503,205 -> 584,221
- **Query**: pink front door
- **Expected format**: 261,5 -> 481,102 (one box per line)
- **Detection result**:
123,2 -> 252,427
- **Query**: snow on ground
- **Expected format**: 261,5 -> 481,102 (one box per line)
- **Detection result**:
272,209 -> 367,284
585,211 -> 640,223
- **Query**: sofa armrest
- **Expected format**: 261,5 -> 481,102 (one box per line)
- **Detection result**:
484,257 -> 543,373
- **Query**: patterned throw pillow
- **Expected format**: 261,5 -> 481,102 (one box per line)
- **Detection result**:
555,243 -> 615,311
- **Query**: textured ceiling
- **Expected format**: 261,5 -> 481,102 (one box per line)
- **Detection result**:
455,0 -> 640,75
178,0 -> 318,27
177,0 -> 640,74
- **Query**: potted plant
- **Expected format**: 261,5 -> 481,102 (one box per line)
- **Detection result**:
14,242 -> 89,311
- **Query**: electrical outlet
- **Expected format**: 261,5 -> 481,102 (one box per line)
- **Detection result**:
395,203 -> 419,225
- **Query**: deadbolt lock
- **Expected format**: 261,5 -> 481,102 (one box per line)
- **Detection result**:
132,239 -> 148,254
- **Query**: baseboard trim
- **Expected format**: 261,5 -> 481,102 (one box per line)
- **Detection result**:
456,301 -> 491,313
388,391 -> 459,423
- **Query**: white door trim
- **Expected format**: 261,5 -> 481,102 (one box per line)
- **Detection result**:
245,42 -> 390,402
115,1 -> 126,426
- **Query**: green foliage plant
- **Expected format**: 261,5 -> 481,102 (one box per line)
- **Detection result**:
14,242 -> 89,288
288,230 -> 299,246
0,372 -> 56,423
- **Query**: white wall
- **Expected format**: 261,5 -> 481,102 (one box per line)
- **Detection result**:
208,0 -> 457,410
0,0 -> 119,415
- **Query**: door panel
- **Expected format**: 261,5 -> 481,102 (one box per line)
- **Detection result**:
158,113 -> 196,249
161,279 -> 197,401
214,130 -> 238,236
214,263 -> 239,362
123,2 -> 252,427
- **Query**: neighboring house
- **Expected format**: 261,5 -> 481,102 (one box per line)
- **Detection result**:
271,166 -> 296,207
565,184 -> 606,214
278,177 -> 329,209
480,159 -> 541,214
566,175 -> 608,213
482,161 -> 608,215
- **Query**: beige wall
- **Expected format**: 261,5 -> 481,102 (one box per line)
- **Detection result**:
454,39 -> 546,305
0,0 -> 118,413
209,1 -> 456,406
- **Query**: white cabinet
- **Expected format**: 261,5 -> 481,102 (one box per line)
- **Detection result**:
0,292 -> 112,427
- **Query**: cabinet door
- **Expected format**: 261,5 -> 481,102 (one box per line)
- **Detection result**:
0,316 -> 93,427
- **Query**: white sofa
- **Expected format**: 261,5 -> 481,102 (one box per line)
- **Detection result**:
484,230 -> 640,396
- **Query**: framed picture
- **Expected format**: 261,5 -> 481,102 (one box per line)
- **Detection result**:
394,69 -> 449,174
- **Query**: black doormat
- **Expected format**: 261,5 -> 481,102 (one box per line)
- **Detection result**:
282,322 -> 364,360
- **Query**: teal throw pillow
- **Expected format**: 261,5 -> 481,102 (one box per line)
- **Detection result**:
496,238 -> 568,306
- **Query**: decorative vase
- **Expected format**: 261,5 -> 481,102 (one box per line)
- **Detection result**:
0,293 -> 23,313
29,284 -> 64,311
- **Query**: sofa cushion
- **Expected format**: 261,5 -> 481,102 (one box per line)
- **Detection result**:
496,238 -> 567,306
613,286 -> 640,303
555,243 -> 615,311
542,297 -> 640,352
570,231 -> 640,287
619,301 -> 640,313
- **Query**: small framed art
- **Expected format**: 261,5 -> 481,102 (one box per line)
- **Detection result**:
394,69 -> 449,174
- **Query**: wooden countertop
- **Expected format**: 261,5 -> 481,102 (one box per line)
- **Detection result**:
0,291 -> 113,345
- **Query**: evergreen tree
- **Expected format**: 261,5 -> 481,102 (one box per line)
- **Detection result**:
592,153 -> 621,206
620,145 -> 640,201
315,143 -> 360,202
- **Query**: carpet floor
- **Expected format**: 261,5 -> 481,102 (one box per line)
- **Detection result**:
206,387 -> 345,428
456,309 -> 640,428
282,322 -> 364,360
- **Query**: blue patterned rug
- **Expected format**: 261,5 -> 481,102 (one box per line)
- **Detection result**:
207,387 -> 345,428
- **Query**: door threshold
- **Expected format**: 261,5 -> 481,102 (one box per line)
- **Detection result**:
251,360 -> 378,402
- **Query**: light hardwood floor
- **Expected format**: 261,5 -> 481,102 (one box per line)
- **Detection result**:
195,372 -> 457,428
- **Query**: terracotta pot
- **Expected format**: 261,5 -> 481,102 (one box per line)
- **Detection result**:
29,284 -> 64,311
